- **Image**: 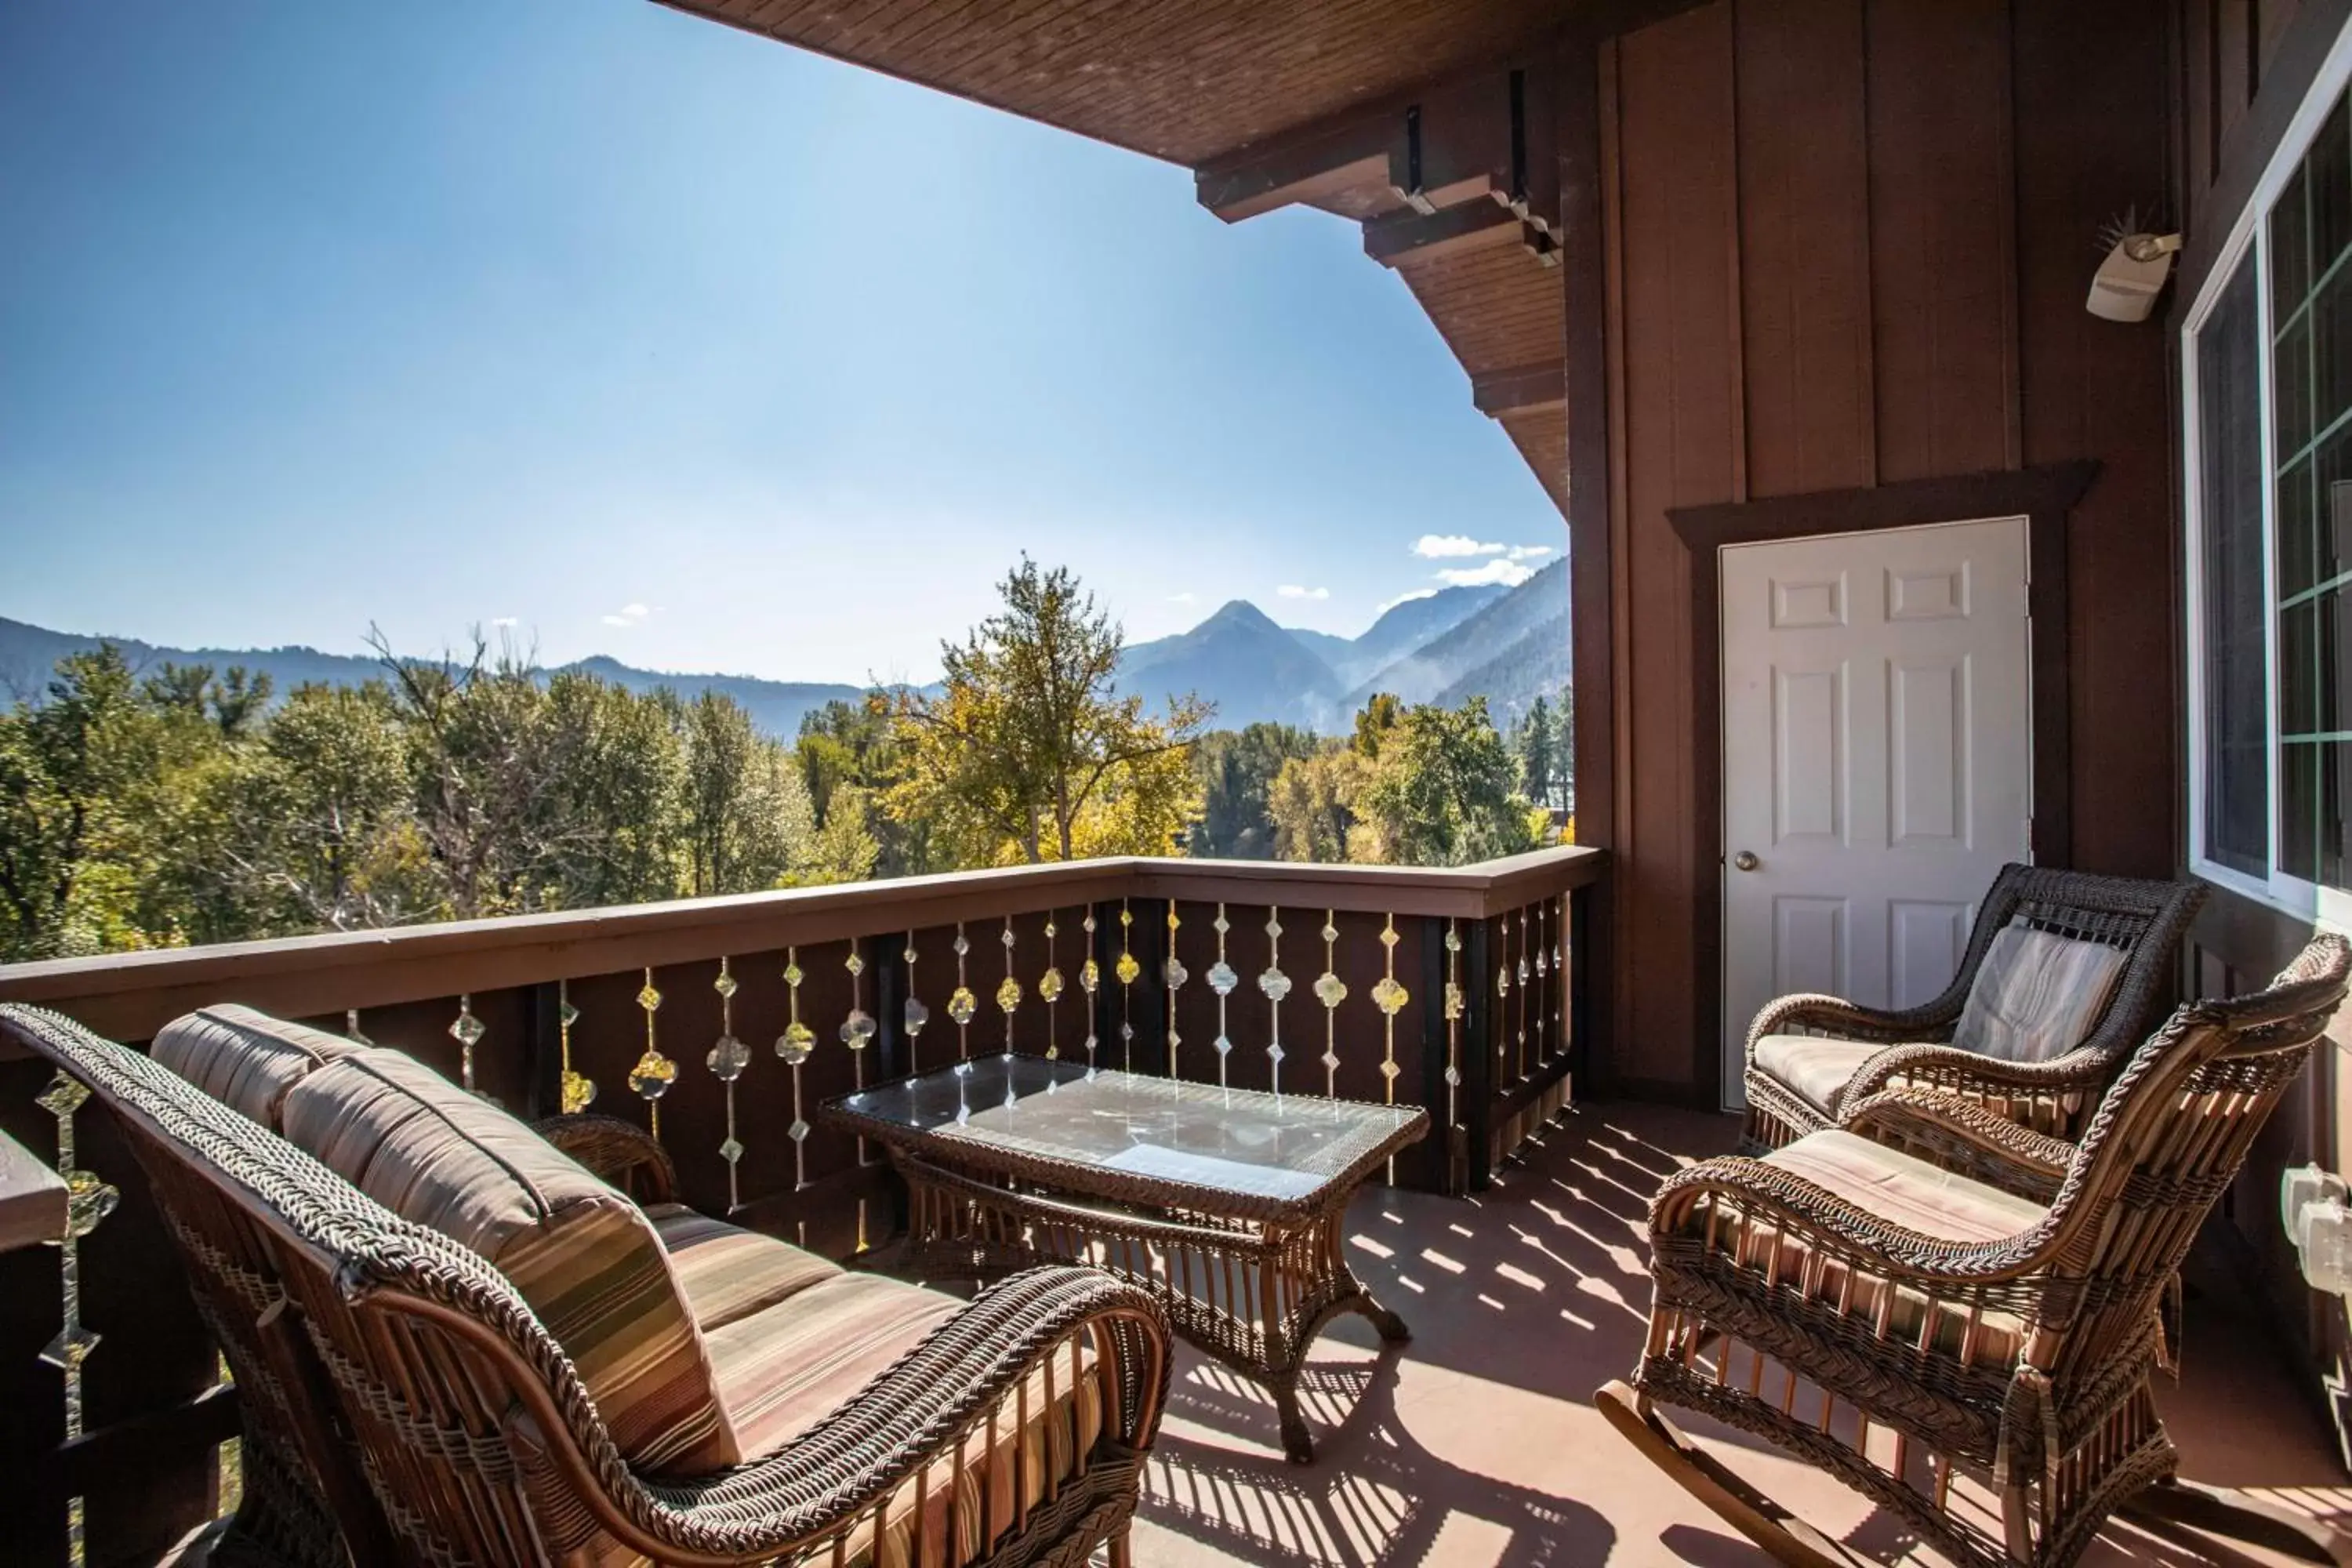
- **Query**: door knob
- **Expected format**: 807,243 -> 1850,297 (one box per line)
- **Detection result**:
1732,851 -> 1760,872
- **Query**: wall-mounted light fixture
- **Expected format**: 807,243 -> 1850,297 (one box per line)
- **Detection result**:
2087,212 -> 2181,323
2285,1163 -> 2352,1296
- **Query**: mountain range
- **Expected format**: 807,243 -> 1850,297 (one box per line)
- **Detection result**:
0,563 -> 1568,740
1117,561 -> 1567,730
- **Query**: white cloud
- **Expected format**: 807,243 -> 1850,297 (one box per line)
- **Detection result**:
601,614 -> 633,628
619,602 -> 651,619
1166,591 -> 1197,604
1506,544 -> 1555,561
601,603 -> 656,630
492,615 -> 520,629
1377,588 -> 1441,612
1413,534 -> 1505,559
1436,559 -> 1537,588
1277,585 -> 1330,601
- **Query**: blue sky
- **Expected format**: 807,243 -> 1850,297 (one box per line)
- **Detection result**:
0,0 -> 1561,686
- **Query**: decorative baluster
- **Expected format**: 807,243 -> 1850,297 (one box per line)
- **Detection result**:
902,933 -> 929,1076
1163,904 -> 1188,1080
344,1008 -> 373,1047
1080,913 -> 1101,1070
1373,916 -> 1408,1102
1039,916 -> 1065,1060
1207,904 -> 1236,1088
1115,900 -> 1141,1072
449,995 -> 484,1094
1556,896 -> 1570,1062
38,1073 -> 117,1568
1443,920 -> 1465,1129
1314,911 -> 1348,1097
996,918 -> 1022,1052
843,946 -> 876,1165
557,979 -> 596,1113
707,958 -> 749,1212
1261,907 -> 1290,1094
629,970 -> 677,1138
777,949 -> 813,1190
1517,907 -> 1532,1077
948,925 -> 976,1060
1496,926 -> 1514,1087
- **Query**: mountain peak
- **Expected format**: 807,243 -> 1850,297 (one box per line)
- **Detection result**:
1203,598 -> 1281,631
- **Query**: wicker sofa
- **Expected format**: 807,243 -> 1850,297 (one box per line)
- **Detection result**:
0,1001 -> 1170,1568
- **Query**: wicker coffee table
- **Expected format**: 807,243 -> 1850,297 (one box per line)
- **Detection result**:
825,1054 -> 1428,1462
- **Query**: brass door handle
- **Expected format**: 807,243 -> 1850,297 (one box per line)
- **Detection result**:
1732,851 -> 1760,872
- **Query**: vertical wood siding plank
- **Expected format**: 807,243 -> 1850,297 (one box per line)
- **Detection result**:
1734,0 -> 1876,496
1866,0 -> 2018,481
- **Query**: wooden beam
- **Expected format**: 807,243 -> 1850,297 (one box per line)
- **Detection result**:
1195,118 -> 1403,223
1472,360 -> 1566,416
1364,200 -> 1559,267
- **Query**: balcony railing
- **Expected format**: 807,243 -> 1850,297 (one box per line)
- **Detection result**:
0,845 -> 1602,1566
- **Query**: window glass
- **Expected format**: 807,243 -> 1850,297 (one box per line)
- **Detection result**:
2201,254 -> 2270,877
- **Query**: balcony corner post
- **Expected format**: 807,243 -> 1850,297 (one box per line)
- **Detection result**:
1463,917 -> 1495,1192
1417,917 -> 1457,1196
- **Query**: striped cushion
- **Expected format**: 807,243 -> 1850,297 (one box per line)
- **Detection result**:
151,1004 -> 368,1129
1953,920 -> 2128,1062
644,1203 -> 842,1331
281,1050 -> 735,1476
1700,1130 -> 2048,1366
1751,1035 -> 1881,1114
710,1272 -> 962,1459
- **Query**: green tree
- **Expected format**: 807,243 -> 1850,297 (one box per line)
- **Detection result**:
1266,744 -> 1374,864
534,672 -> 688,909
0,645 -> 190,956
1189,723 -> 1320,858
1352,692 -> 1403,758
1355,696 -> 1541,866
889,560 -> 1208,863
1515,694 -> 1558,811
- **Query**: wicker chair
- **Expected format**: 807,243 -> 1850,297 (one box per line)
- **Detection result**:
0,1004 -> 1170,1568
1742,865 -> 2206,1151
1602,933 -> 2351,1568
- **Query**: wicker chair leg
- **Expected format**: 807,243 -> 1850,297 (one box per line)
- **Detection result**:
2119,1479 -> 2352,1566
1107,1523 -> 1135,1568
1595,1381 -> 1878,1568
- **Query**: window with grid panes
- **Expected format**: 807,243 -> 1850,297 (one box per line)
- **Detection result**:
2187,53 -> 2352,915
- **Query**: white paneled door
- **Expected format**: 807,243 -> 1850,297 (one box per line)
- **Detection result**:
1719,517 -> 2033,1109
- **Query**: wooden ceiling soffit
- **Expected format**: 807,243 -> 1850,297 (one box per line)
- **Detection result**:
1195,65 -> 1558,230
1472,360 -> 1566,417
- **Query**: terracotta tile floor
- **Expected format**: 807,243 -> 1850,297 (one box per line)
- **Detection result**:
1124,1101 -> 2350,1567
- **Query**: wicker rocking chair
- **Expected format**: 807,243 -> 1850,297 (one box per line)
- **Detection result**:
0,1004 -> 1171,1568
1603,933 -> 2352,1568
1743,865 -> 2205,1152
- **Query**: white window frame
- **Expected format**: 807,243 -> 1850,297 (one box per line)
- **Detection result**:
2184,16 -> 2352,927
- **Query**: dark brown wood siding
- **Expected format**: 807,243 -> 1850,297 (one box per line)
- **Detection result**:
1593,0 -> 2179,1094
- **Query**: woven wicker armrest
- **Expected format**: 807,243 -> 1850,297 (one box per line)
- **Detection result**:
1744,993 -> 1958,1055
557,1265 -> 1171,1563
1650,1156 -> 2044,1286
1839,1087 -> 2073,1203
1839,1040 -> 2109,1107
531,1112 -> 677,1205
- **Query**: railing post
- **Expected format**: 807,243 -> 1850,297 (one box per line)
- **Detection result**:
1416,917 -> 1455,1195
1462,917 -> 1494,1192
874,935 -> 906,1084
525,982 -> 562,1120
1567,884 -> 1592,1097
1132,899 -> 1171,1077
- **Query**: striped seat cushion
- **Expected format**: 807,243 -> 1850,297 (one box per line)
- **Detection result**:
281,1050 -> 736,1476
151,1004 -> 368,1129
1695,1131 -> 2048,1367
696,1272 -> 1104,1568
644,1203 -> 842,1331
1953,920 -> 2128,1062
1751,1035 -> 1882,1115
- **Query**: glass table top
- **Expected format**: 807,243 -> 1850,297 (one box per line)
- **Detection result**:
827,1054 -> 1424,1205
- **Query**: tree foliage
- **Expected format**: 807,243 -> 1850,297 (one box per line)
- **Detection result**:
887,560 -> 1209,862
